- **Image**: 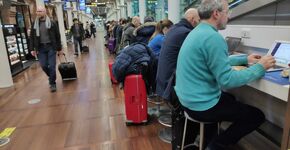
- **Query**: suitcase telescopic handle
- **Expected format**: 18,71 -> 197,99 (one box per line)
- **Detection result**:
57,53 -> 68,63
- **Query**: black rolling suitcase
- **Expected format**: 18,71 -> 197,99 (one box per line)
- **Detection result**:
58,54 -> 77,80
82,46 -> 89,52
82,40 -> 89,52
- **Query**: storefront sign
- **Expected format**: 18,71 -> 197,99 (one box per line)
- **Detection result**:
79,0 -> 85,11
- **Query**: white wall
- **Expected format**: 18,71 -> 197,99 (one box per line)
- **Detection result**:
220,25 -> 290,49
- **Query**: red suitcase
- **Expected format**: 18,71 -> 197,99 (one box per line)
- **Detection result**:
108,60 -> 118,84
124,75 -> 148,125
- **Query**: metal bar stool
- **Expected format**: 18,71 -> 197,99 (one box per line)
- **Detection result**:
147,96 -> 164,117
181,111 -> 220,150
158,113 -> 172,143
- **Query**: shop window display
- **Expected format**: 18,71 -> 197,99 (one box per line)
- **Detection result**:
0,1 -> 34,76
132,0 -> 139,16
130,0 -> 168,21
146,0 -> 157,18
154,0 -> 168,21
3,25 -> 23,75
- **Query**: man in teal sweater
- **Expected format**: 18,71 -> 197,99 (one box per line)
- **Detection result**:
175,0 -> 276,149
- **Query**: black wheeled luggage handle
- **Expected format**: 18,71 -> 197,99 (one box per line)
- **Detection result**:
57,53 -> 68,63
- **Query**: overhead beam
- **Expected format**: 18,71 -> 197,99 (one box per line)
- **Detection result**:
230,0 -> 277,20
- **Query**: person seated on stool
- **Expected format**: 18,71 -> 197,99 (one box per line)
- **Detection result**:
174,0 -> 276,150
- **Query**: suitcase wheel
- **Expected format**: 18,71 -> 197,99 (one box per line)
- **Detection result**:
111,79 -> 118,84
126,122 -> 133,126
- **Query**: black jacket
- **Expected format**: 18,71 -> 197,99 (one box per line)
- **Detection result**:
29,20 -> 62,51
70,23 -> 85,38
90,23 -> 96,33
156,18 -> 194,100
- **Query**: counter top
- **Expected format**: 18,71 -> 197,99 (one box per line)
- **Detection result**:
248,78 -> 289,102
232,46 -> 289,102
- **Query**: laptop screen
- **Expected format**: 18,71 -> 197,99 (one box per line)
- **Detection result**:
226,37 -> 242,54
271,42 -> 290,65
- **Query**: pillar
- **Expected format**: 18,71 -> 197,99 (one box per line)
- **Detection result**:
79,11 -> 85,24
72,2 -> 78,19
0,19 -> 13,88
36,0 -> 44,8
116,0 -> 120,20
168,0 -> 180,24
119,0 -> 126,18
139,0 -> 146,23
53,0 -> 68,53
66,2 -> 73,28
127,0 -> 132,17
156,0 -> 165,21
115,8 -> 120,20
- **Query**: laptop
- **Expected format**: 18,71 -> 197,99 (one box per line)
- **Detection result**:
226,37 -> 242,55
266,40 -> 290,72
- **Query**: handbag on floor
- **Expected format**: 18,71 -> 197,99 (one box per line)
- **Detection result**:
58,54 -> 77,80
108,37 -> 116,54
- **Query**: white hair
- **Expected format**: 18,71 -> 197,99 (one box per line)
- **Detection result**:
198,0 -> 225,19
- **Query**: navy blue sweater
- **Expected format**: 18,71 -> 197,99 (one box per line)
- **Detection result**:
156,19 -> 194,100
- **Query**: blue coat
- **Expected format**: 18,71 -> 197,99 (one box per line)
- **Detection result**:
156,19 -> 194,100
112,43 -> 153,82
148,34 -> 165,57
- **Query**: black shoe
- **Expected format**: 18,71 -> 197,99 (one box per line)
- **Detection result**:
74,53 -> 79,56
50,84 -> 57,92
147,93 -> 157,99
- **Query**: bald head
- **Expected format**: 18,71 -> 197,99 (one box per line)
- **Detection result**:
184,8 -> 200,27
36,6 -> 47,19
131,16 -> 141,27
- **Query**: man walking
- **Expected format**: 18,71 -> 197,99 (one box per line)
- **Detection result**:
30,6 -> 62,92
90,22 -> 96,38
70,18 -> 85,56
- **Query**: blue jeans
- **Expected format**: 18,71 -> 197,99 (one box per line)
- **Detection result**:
73,37 -> 82,53
38,45 -> 57,85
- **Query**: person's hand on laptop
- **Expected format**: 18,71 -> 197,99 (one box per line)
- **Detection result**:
248,54 -> 261,64
258,55 -> 276,70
